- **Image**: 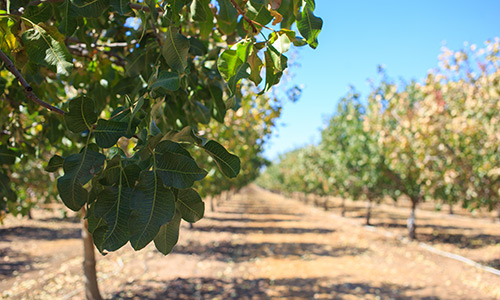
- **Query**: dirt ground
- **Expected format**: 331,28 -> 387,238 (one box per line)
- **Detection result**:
1,185 -> 500,299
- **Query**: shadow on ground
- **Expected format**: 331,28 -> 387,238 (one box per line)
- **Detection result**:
0,226 -> 81,241
191,225 -> 334,235
173,241 -> 367,262
0,248 -> 34,279
110,277 -> 435,300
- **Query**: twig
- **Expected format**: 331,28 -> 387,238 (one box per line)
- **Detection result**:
0,50 -> 65,115
229,0 -> 258,34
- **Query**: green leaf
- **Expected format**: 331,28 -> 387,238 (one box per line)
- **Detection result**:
154,208 -> 181,255
188,37 -> 208,56
57,149 -> 106,211
203,140 -> 240,178
45,155 -> 64,172
0,146 -> 17,165
190,0 -> 211,22
166,0 -> 190,14
155,140 -> 207,189
95,185 -> 132,251
64,96 -> 98,133
24,3 -> 53,23
216,0 -> 237,34
218,41 -> 252,95
21,24 -> 73,76
58,1 -> 79,36
162,27 -> 190,73
129,172 -> 175,250
100,156 -> 141,186
95,119 -> 133,148
246,0 -> 273,27
297,0 -> 322,49
110,0 -> 131,14
149,71 -> 180,94
177,188 -> 204,223
72,0 -> 111,18
208,84 -> 226,123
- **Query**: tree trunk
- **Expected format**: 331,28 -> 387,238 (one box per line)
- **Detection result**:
323,197 -> 328,211
365,199 -> 372,226
407,199 -> 418,240
341,198 -> 346,217
448,203 -> 454,215
496,202 -> 500,222
81,208 -> 103,300
209,196 -> 215,212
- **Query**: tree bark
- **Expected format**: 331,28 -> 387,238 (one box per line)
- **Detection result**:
407,199 -> 418,240
323,196 -> 328,211
81,208 -> 103,300
496,202 -> 500,222
448,203 -> 454,215
365,199 -> 372,226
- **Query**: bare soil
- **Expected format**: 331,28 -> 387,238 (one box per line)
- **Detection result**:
1,185 -> 499,299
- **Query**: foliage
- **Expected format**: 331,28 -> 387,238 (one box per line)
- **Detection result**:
0,0 -> 323,255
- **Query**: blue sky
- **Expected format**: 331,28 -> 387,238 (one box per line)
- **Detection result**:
263,0 -> 500,160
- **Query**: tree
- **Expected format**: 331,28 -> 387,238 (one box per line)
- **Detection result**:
0,0 -> 322,298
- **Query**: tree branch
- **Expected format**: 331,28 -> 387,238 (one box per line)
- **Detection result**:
229,0 -> 258,34
0,50 -> 65,115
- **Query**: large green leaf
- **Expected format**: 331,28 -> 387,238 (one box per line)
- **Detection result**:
21,24 -> 73,76
155,141 -> 207,189
72,0 -> 111,18
208,84 -> 226,123
177,188 -> 204,223
203,140 -> 240,178
24,3 -> 53,23
154,208 -> 181,255
166,0 -> 190,14
94,119 -> 133,148
59,1 -> 79,36
0,146 -> 17,165
94,185 -> 132,251
110,0 -> 131,14
129,171 -> 176,250
64,96 -> 98,133
149,71 -> 180,94
57,149 -> 106,211
100,156 -> 140,187
162,27 -> 190,73
216,0 -> 237,34
296,0 -> 322,49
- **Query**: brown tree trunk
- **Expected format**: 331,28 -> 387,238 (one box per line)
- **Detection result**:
496,202 -> 500,222
341,198 -> 346,217
448,203 -> 454,215
365,198 -> 372,226
407,199 -> 418,240
323,196 -> 328,211
81,208 -> 103,300
210,196 -> 215,212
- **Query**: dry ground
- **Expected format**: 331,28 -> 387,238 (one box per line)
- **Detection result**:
1,185 -> 499,299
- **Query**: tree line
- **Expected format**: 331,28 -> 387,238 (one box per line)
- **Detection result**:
258,39 -> 500,239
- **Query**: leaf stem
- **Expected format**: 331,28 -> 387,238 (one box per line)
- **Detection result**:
229,0 -> 258,34
0,49 -> 65,115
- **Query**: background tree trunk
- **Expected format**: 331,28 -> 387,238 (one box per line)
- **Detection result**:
407,199 -> 418,240
448,203 -> 454,215
81,208 -> 103,300
365,198 -> 372,225
341,198 -> 346,217
324,196 -> 328,211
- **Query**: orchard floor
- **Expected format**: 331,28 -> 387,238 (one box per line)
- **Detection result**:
1,185 -> 499,300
